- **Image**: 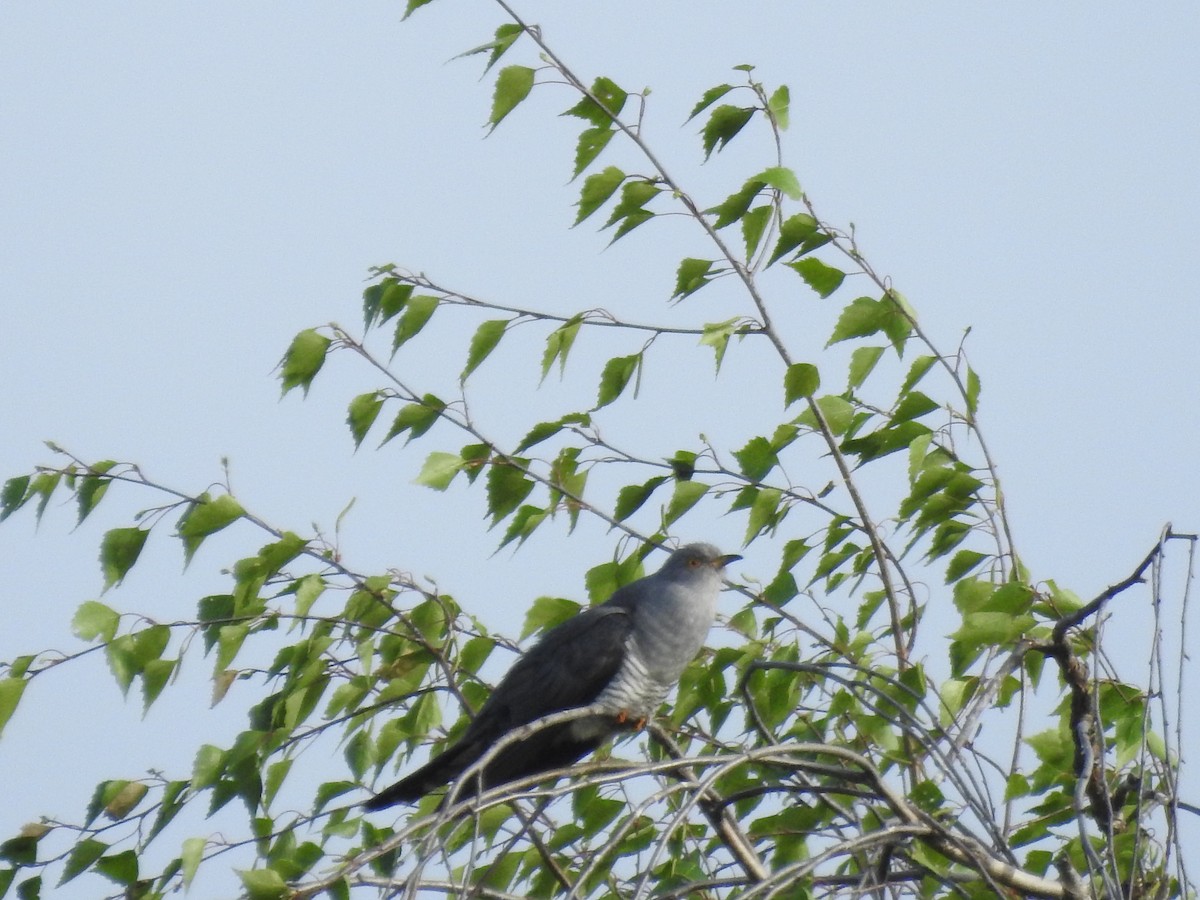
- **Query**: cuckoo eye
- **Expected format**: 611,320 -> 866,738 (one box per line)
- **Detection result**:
688,557 -> 702,568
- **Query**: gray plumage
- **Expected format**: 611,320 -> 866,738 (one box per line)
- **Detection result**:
363,542 -> 740,809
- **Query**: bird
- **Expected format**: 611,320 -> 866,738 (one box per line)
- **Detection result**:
363,542 -> 740,809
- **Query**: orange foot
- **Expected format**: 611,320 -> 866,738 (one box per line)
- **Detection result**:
615,710 -> 647,731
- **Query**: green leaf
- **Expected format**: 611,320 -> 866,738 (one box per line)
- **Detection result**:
414,452 -> 462,491
827,296 -> 908,348
575,166 -> 625,225
604,179 -> 661,236
848,346 -> 885,391
516,413 -> 590,452
754,166 -> 802,200
709,179 -> 765,229
783,363 -> 820,406
455,23 -> 523,72
733,437 -> 778,481
279,329 -> 331,396
541,315 -> 583,381
0,678 -> 26,739
73,600 -> 120,643
99,527 -> 148,591
521,596 -> 582,639
382,395 -> 444,445
795,395 -> 856,436
768,213 -> 827,265
60,839 -> 107,885
614,476 -> 669,521
788,257 -> 845,298
76,461 -> 116,524
699,317 -> 742,373
741,205 -> 772,259
673,258 -> 718,301
767,85 -> 790,129
946,550 -> 988,583
687,83 -> 735,122
965,366 -> 982,418
392,294 -> 439,353
141,658 -> 176,712
347,392 -> 385,449
402,0 -> 435,19
363,279 -> 413,328
180,837 -> 205,889
663,480 -> 709,526
744,487 -> 783,544
0,475 -> 30,522
178,494 -> 244,564
489,65 -> 535,129
238,868 -> 289,900
103,781 -> 148,820
572,127 -> 615,178
562,76 -> 628,127
701,105 -> 755,159
595,353 -> 642,408
461,319 -> 508,382
951,611 -> 1036,647
485,458 -> 535,525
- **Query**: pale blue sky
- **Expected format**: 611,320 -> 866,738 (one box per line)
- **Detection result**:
2,1 -> 1197,894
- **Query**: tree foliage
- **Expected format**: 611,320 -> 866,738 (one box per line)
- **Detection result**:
1,4 -> 1195,899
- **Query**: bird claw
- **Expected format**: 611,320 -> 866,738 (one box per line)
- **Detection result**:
615,710 -> 647,731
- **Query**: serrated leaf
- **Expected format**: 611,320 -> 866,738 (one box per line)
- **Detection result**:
946,550 -> 988,583
965,366 -> 982,418
77,461 -> 116,524
788,257 -> 845,298
701,105 -> 755,159
663,480 -> 709,526
461,319 -> 508,382
783,363 -> 820,407
141,658 -> 175,711
347,392 -> 385,449
604,179 -> 661,230
541,315 -> 582,382
181,837 -> 206,889
104,782 -> 148,820
741,205 -> 772,259
699,317 -> 742,373
767,85 -> 790,129
178,494 -> 244,564
768,213 -> 823,265
827,297 -> 887,346
238,868 -> 288,900
733,437 -> 778,481
382,396 -> 443,445
745,487 -> 783,545
673,258 -> 717,301
516,413 -> 590,453
455,22 -> 523,72
363,279 -> 413,328
521,596 -> 581,639
73,600 -> 120,643
562,76 -> 628,127
413,452 -> 462,491
709,180 -> 765,229
687,83 -> 735,122
0,476 -> 30,522
573,127 -> 615,178
60,839 -> 107,885
499,503 -> 548,549
402,0 -> 435,19
575,166 -> 625,225
951,611 -> 1035,647
279,329 -> 331,397
595,354 -> 642,408
614,476 -> 669,522
392,294 -> 439,353
901,355 -> 938,397
489,65 -> 535,129
610,208 -> 654,242
0,678 -> 26,739
754,166 -> 802,200
848,346 -> 885,391
99,527 -> 148,591
486,459 -> 535,525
